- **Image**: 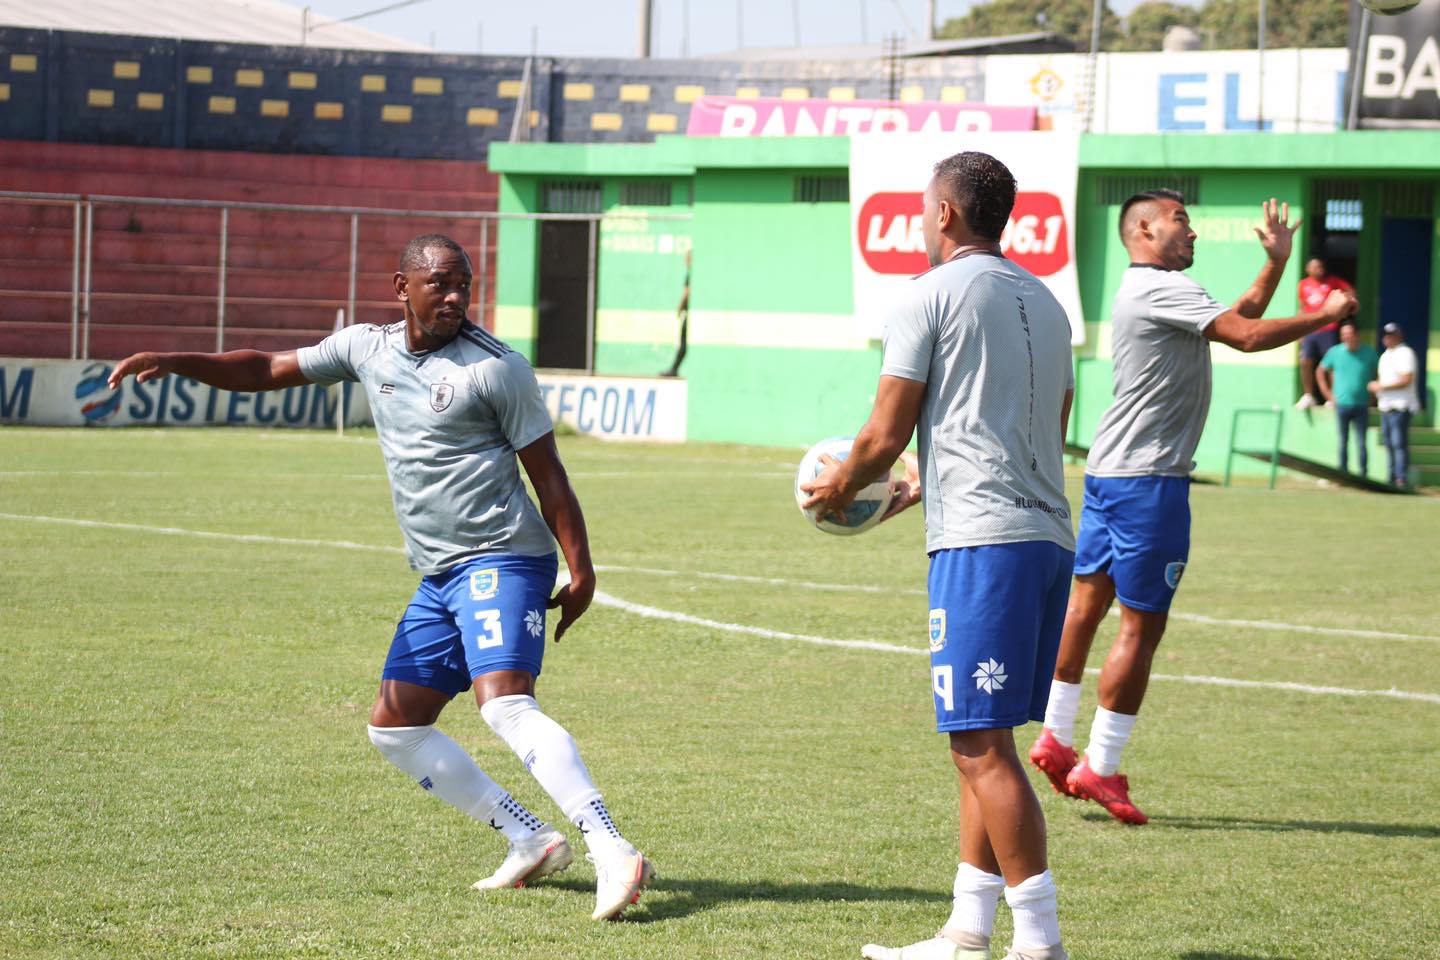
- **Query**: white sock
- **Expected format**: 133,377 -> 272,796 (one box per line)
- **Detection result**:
1004,870 -> 1062,951
480,694 -> 632,855
366,724 -> 546,842
1041,681 -> 1083,746
942,862 -> 1006,940
1085,707 -> 1137,776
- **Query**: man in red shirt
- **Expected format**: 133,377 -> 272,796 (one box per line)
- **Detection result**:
1296,258 -> 1354,409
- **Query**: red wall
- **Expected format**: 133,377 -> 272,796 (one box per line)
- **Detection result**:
0,140 -> 498,359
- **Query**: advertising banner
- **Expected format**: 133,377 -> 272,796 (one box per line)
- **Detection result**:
0,359 -> 369,428
535,373 -> 686,442
0,361 -> 688,442
1349,0 -> 1440,127
848,133 -> 1083,344
984,49 -> 1348,133
685,96 -> 1035,136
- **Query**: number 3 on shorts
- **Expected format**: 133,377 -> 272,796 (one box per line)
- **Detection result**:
474,610 -> 505,650
932,664 -> 954,711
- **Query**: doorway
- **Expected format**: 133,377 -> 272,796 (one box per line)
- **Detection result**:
535,219 -> 592,370
1378,218 -> 1431,408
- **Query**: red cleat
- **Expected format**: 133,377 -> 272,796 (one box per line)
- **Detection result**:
1027,728 -> 1079,797
1065,757 -> 1148,825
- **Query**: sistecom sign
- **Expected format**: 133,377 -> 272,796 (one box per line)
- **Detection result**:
848,133 -> 1084,344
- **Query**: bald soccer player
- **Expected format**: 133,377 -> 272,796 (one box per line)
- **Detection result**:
107,234 -> 655,920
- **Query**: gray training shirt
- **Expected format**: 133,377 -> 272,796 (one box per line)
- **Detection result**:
297,321 -> 557,575
882,252 -> 1076,555
1086,266 -> 1228,478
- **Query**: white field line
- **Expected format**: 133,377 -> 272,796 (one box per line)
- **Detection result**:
0,512 -> 405,555
1146,609 -> 1440,644
598,563 -> 1440,643
569,471 -> 794,479
0,470 -> 382,480
593,563 -> 922,595
592,590 -> 917,656
2,511 -> 1437,705
593,590 -> 1440,704
0,469 -> 790,481
1130,671 -> 1440,704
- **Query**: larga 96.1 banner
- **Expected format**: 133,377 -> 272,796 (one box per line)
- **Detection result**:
848,133 -> 1083,345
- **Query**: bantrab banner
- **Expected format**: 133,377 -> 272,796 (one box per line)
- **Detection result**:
847,133 -> 1083,344
1349,0 -> 1440,127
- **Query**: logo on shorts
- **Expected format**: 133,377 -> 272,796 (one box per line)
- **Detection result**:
1164,561 -> 1187,590
430,381 -> 455,412
469,568 -> 499,600
524,609 -> 545,638
928,609 -> 947,652
972,658 -> 1008,694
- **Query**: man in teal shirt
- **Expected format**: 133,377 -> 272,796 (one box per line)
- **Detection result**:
1318,319 -> 1380,475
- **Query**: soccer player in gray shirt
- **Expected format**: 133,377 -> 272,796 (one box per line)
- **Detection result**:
106,235 -> 654,920
805,152 -> 1075,960
1026,191 -> 1357,825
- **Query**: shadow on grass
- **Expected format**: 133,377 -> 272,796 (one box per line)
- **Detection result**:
542,875 -> 938,922
1081,811 -> 1440,838
1179,954 -> 1290,960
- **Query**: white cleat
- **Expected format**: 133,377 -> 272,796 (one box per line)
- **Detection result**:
862,932 -> 990,960
999,946 -> 1068,960
472,830 -> 573,890
588,848 -> 656,920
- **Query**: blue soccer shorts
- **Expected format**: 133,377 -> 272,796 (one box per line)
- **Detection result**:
1074,474 -> 1191,613
927,541 -> 1074,732
382,554 -> 559,698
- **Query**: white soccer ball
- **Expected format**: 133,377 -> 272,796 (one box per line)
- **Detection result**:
794,436 -> 894,536
1357,0 -> 1420,14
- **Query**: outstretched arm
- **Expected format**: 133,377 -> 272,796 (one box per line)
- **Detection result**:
516,432 -> 593,641
1207,288 -> 1357,354
107,350 -> 309,393
1231,199 -> 1301,319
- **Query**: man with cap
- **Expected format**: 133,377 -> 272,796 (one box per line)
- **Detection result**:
1370,323 -> 1422,487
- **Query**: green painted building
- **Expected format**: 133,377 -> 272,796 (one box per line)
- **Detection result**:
490,132 -> 1440,483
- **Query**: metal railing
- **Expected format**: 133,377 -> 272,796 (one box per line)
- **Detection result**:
0,190 -> 691,363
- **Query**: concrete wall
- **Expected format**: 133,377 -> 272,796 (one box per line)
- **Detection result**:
491,133 -> 1440,478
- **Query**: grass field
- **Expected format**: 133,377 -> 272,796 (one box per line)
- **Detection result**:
2,427 -> 1438,960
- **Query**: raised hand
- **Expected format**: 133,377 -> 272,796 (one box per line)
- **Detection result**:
1253,197 -> 1301,264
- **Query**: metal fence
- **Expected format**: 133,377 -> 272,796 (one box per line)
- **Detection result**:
0,190 -> 691,365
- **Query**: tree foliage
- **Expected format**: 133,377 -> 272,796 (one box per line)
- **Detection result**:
937,0 -> 1350,53
1115,1 -> 1200,52
936,0 -> 1122,53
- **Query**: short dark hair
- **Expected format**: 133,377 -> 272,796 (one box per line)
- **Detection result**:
931,152 -> 1016,242
399,234 -> 467,273
1338,317 -> 1359,332
1119,189 -> 1187,239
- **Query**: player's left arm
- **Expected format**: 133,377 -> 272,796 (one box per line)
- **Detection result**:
516,433 -> 593,642
1232,199 -> 1301,319
801,374 -> 925,522
1061,388 -> 1074,447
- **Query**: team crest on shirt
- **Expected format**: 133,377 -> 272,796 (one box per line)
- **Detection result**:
928,609 -> 947,652
469,568 -> 499,600
1164,561 -> 1187,590
430,381 -> 455,412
